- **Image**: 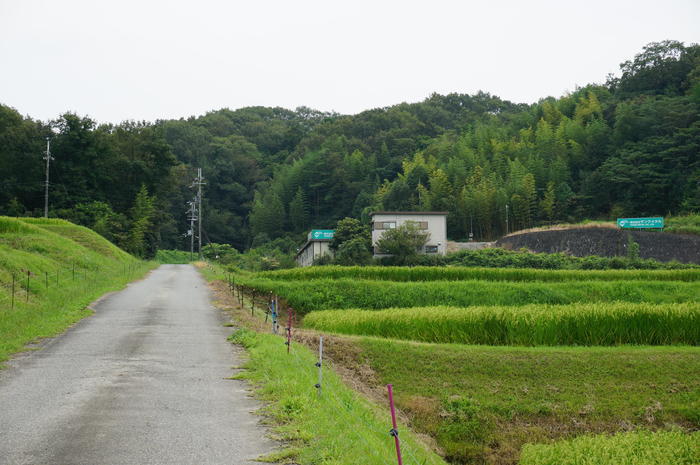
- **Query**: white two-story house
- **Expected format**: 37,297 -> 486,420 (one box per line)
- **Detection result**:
370,211 -> 448,258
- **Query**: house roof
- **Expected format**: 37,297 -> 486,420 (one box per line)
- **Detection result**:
370,211 -> 448,216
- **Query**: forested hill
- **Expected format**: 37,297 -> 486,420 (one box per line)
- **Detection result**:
1,40 -> 698,257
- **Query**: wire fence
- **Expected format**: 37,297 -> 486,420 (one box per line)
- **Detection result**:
225,272 -> 435,465
0,262 -> 143,311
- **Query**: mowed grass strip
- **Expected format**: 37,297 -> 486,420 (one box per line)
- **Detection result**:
303,303 -> 700,346
240,278 -> 700,313
228,328 -> 447,465
519,430 -> 700,465
257,266 -> 700,283
352,337 -> 700,464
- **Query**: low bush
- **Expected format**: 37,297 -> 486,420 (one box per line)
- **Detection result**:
665,213 -> 700,236
155,249 -> 192,264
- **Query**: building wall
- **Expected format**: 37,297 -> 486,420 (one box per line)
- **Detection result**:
371,213 -> 447,256
295,240 -> 333,267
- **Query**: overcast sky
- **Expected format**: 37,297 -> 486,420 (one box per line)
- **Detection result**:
1,0 -> 699,124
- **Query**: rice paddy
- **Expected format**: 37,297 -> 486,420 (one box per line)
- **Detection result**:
257,265 -> 700,283
303,302 -> 700,346
237,277 -> 700,313
226,260 -> 700,465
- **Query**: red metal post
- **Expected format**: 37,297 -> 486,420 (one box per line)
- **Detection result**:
286,307 -> 293,354
387,384 -> 403,465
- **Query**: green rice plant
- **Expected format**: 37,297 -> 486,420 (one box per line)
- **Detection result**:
303,303 -> 700,346
256,265 -> 700,283
237,277 -> 700,313
519,430 -> 700,465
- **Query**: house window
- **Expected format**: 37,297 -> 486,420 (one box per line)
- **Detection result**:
405,220 -> 429,230
374,221 -> 396,230
425,245 -> 438,253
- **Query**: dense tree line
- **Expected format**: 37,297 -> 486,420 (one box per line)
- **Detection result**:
1,41 -> 698,256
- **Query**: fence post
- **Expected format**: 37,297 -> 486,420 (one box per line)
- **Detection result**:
271,295 -> 278,334
387,384 -> 403,465
11,273 -> 15,310
72,263 -> 75,281
26,270 -> 30,303
285,307 -> 293,354
45,271 -> 48,289
315,336 -> 323,397
56,269 -> 59,285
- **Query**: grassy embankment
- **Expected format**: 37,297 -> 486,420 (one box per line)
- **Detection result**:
665,213 -> 700,236
0,217 -> 154,364
229,265 -> 700,465
199,264 -> 448,465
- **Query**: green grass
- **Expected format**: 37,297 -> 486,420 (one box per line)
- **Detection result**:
0,216 -> 154,364
228,328 -> 447,465
238,277 -> 700,313
257,266 -> 700,282
353,337 -> 700,464
155,249 -> 193,264
519,430 -> 700,465
303,302 -> 700,346
665,214 -> 700,236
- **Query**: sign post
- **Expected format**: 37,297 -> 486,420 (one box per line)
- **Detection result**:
616,217 -> 664,229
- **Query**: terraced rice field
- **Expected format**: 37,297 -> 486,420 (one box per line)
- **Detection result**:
234,265 -> 700,465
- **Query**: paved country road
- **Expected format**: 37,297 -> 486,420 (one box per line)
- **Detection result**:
0,265 -> 275,465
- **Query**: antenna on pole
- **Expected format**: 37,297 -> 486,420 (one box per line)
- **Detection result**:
43,137 -> 54,218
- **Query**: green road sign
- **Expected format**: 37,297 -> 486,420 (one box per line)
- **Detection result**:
310,229 -> 335,240
616,217 -> 664,229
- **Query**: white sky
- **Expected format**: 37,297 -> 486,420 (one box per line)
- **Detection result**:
1,0 -> 699,124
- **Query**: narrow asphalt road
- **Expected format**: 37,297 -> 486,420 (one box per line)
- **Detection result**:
0,264 -> 275,465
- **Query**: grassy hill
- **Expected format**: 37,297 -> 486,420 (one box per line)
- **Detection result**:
0,217 -> 154,365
